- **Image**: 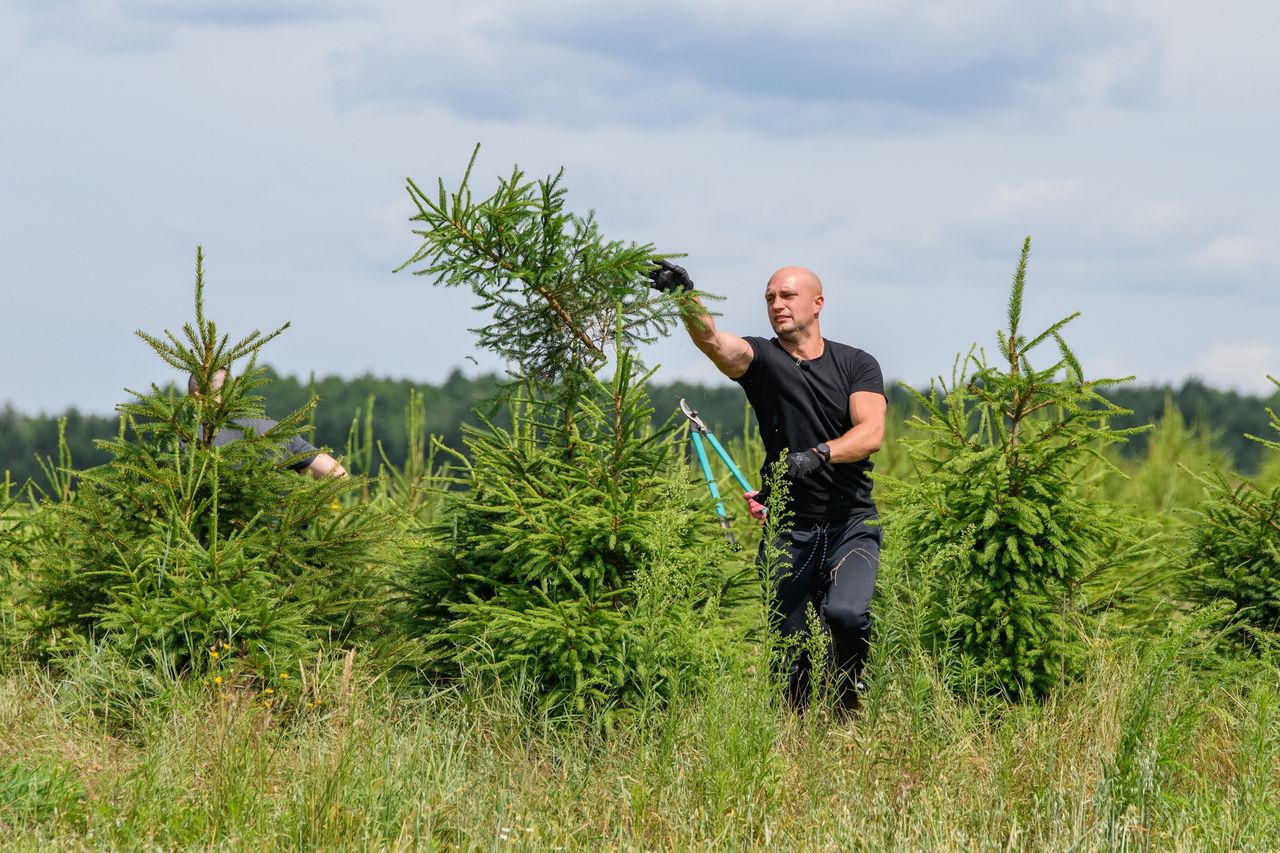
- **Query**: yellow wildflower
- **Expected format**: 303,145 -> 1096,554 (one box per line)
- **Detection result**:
280,673 -> 289,679
214,676 -> 223,685
210,650 -> 219,658
264,688 -> 274,694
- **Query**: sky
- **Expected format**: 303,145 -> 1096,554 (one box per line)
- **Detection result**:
2,0 -> 1277,414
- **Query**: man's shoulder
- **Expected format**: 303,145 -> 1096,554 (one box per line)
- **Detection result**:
822,339 -> 880,369
824,338 -> 874,358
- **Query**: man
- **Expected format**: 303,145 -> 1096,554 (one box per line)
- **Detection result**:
650,260 -> 885,710
189,368 -> 347,480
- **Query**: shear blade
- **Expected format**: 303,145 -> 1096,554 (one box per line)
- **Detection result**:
679,398 -> 709,433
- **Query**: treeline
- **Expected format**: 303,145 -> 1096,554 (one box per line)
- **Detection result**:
3,368 -> 1278,487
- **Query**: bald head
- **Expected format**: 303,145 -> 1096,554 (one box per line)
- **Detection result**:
767,266 -> 823,298
188,368 -> 228,398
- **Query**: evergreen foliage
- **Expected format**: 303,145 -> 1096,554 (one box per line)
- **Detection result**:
395,151 -> 751,719
26,249 -> 394,676
0,476 -> 28,652
401,354 -> 748,718
397,146 -> 685,397
886,239 -> 1147,698
1185,376 -> 1280,645
1111,399 -> 1231,524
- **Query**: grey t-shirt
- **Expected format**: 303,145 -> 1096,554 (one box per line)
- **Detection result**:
211,417 -> 319,472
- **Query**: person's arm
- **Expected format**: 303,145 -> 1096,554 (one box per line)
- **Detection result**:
826,391 -> 886,463
304,452 -> 347,480
649,260 -> 753,379
680,294 -> 754,379
783,391 -> 886,478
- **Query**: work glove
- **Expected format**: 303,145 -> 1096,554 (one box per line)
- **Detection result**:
743,490 -> 768,525
784,449 -> 826,480
647,259 -> 694,293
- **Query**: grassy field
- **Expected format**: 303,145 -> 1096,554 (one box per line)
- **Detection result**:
3,542 -> 1278,849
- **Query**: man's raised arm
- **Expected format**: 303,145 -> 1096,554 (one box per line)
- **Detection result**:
649,260 -> 753,379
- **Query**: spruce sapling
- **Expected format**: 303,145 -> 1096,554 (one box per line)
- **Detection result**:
28,248 -> 394,678
886,238 -> 1148,699
1185,375 -> 1280,647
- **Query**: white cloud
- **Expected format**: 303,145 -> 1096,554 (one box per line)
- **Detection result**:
1190,344 -> 1278,395
333,0 -> 1161,130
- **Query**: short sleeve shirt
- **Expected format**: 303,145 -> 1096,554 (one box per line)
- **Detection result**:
212,417 -> 319,472
734,337 -> 884,521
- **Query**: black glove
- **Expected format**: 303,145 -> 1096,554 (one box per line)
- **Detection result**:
784,449 -> 825,480
647,259 -> 694,293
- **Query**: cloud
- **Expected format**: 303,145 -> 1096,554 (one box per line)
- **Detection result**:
334,0 -> 1162,130
8,0 -> 365,53
1190,343 -> 1278,395
121,0 -> 367,27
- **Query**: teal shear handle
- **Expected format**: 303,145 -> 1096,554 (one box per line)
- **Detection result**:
680,398 -> 754,547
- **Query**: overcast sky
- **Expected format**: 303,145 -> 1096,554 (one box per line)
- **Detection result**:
2,1 -> 1277,414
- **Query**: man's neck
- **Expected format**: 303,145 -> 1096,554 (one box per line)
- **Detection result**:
777,331 -> 825,361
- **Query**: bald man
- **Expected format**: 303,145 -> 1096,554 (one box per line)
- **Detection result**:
650,261 -> 886,711
189,368 -> 347,480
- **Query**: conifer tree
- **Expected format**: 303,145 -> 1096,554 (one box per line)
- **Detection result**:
1185,375 -> 1280,646
397,152 -> 747,717
401,352 -> 745,716
887,239 -> 1146,698
28,248 -> 394,676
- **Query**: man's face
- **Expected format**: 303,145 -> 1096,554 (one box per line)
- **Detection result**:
765,274 -> 822,338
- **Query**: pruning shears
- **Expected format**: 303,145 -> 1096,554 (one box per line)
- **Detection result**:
680,398 -> 754,548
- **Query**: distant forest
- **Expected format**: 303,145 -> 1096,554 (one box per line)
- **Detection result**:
3,367 -> 1278,488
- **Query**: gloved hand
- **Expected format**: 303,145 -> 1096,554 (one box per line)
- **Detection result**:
647,259 -> 694,293
784,449 -> 826,480
743,490 -> 768,525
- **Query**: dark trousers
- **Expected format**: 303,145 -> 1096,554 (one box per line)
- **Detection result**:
761,514 -> 881,708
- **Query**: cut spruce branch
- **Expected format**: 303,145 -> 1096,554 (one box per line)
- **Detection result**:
396,145 -> 686,390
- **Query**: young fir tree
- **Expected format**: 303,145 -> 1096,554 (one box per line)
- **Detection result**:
396,151 -> 746,717
1185,376 -> 1280,647
28,248 -> 393,676
887,239 -> 1147,699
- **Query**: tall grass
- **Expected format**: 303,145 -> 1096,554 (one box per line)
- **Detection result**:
3,540 -> 1278,848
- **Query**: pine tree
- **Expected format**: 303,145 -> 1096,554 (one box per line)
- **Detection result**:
886,239 -> 1147,698
396,151 -> 749,717
28,248 -> 395,677
1185,375 -> 1280,646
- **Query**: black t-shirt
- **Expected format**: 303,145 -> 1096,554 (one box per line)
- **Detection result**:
734,337 -> 884,521
211,417 -> 319,472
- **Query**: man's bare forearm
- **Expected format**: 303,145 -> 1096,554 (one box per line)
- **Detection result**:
826,422 -> 883,464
